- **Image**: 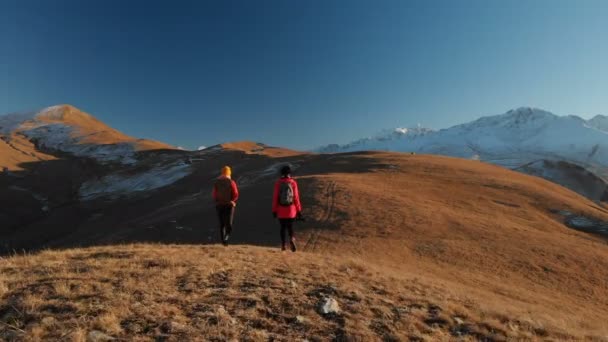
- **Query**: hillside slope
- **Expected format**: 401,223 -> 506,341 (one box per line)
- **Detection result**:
3,148 -> 608,338
0,244 -> 600,341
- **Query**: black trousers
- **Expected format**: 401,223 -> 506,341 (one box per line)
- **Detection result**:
279,218 -> 295,245
216,204 -> 235,241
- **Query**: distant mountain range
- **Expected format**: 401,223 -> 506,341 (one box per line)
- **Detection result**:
319,107 -> 608,200
2,105 -> 607,202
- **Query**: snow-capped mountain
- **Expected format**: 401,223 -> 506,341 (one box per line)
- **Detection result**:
0,105 -> 175,165
1,105 -> 191,201
319,107 -> 608,200
587,115 -> 608,132
321,126 -> 434,153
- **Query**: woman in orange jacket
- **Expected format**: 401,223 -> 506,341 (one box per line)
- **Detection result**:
212,166 -> 239,245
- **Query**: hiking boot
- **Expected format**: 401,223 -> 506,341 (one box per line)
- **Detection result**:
281,243 -> 287,251
290,238 -> 297,252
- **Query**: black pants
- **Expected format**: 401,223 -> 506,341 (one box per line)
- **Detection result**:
216,205 -> 235,241
279,219 -> 295,245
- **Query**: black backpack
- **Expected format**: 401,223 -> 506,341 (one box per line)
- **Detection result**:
279,181 -> 294,206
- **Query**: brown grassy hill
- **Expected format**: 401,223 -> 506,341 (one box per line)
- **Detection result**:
2,149 -> 608,339
218,141 -> 304,157
32,104 -> 174,151
0,105 -> 174,172
0,244 -> 595,341
0,134 -> 56,171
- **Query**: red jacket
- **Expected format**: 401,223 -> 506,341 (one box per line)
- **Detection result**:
212,176 -> 239,205
272,177 -> 302,219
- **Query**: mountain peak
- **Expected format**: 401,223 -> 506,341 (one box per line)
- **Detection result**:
587,114 -> 608,132
461,107 -> 558,130
504,107 -> 556,119
372,126 -> 434,140
508,106 -> 546,113
36,104 -> 102,127
0,104 -> 98,134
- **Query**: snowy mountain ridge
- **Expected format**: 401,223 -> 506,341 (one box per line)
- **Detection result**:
319,107 -> 608,160
587,114 -> 608,132
318,107 -> 608,200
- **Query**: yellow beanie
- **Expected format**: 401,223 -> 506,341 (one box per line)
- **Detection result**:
221,166 -> 232,177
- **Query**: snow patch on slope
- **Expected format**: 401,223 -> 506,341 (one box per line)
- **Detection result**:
320,126 -> 434,153
37,105 -> 73,120
79,162 -> 192,200
1,106 -> 139,164
20,123 -> 138,164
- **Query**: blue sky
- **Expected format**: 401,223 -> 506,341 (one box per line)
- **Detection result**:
1,0 -> 606,149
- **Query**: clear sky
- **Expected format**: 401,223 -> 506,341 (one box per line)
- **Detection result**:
1,0 -> 607,149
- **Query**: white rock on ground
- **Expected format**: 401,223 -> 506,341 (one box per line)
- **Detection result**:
318,297 -> 340,315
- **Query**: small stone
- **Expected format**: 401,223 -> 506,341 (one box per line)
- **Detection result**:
87,330 -> 115,342
169,321 -> 188,332
453,316 -> 464,325
317,297 -> 340,315
41,316 -> 56,326
216,305 -> 237,325
295,315 -> 307,324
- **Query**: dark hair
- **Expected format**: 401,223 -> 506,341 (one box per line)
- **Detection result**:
280,165 -> 291,176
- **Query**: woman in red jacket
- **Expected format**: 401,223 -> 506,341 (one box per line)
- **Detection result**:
272,165 -> 302,252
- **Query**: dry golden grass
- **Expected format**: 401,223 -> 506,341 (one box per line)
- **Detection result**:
0,134 -> 56,171
1,244 -> 603,341
220,141 -> 304,157
3,140 -> 608,340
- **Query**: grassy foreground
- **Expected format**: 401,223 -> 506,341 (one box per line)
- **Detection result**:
0,244 -> 596,341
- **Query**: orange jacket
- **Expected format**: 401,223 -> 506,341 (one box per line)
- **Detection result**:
212,176 -> 239,204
